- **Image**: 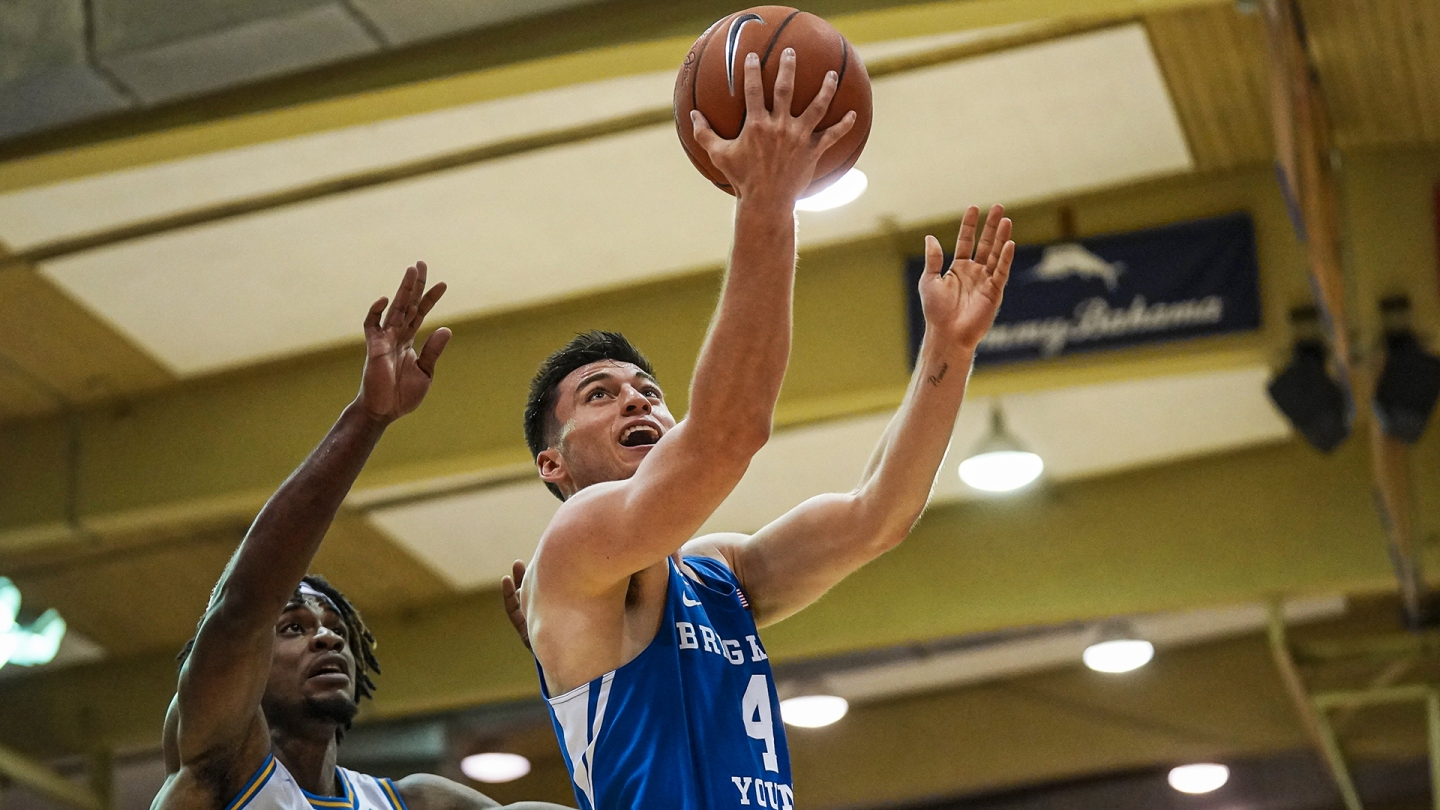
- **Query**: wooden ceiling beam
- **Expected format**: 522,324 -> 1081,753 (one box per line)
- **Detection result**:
1260,0 -> 1427,626
0,743 -> 103,810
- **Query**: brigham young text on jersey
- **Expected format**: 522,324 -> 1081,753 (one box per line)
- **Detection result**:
539,558 -> 792,809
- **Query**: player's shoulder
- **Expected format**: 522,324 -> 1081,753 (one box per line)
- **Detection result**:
391,773 -> 501,810
533,479 -> 627,554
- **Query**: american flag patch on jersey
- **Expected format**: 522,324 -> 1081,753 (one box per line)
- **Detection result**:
736,587 -> 751,610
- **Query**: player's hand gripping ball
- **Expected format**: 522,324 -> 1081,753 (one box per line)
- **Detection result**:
673,6 -> 873,197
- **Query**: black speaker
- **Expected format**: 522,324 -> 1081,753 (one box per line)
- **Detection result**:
1374,331 -> 1440,443
1267,340 -> 1353,452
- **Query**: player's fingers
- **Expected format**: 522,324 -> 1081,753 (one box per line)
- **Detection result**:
974,204 -> 1005,266
416,280 -> 447,324
923,235 -> 943,279
364,297 -> 387,333
384,265 -> 417,329
953,205 -> 980,261
800,70 -> 839,128
512,559 -> 527,588
772,48 -> 796,116
416,327 -> 451,377
987,218 -> 1013,274
691,110 -> 725,155
742,53 -> 765,119
813,110 -> 856,153
991,240 -> 1016,288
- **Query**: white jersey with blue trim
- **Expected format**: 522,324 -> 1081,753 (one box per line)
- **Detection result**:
538,555 -> 793,810
222,753 -> 410,810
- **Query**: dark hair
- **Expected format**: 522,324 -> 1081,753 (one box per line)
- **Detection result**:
177,574 -> 380,739
524,330 -> 656,500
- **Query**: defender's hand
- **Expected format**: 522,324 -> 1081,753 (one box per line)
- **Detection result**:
690,48 -> 856,203
919,205 -> 1015,353
359,261 -> 451,422
501,560 -> 531,651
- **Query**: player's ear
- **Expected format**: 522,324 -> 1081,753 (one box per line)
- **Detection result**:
536,448 -> 566,487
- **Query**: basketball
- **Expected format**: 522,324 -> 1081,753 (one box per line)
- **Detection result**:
673,6 -> 873,197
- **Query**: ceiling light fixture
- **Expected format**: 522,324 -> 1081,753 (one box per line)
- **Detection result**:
460,753 -> 531,783
958,404 -> 1043,493
1082,621 -> 1154,674
1167,763 -> 1229,794
795,168 -> 867,212
779,695 -> 849,728
0,577 -> 66,670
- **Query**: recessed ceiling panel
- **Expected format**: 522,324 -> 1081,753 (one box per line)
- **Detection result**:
367,479 -> 559,590
349,0 -> 610,46
33,24 -> 1191,376
0,69 -> 678,248
99,4 -> 379,104
367,365 -> 1286,589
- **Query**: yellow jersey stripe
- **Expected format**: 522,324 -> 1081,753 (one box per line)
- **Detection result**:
379,779 -> 408,810
223,755 -> 277,810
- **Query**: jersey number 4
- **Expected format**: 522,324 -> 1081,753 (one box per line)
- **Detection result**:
742,674 -> 780,772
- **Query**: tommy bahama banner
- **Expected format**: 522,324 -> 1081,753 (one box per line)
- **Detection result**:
906,211 -> 1263,366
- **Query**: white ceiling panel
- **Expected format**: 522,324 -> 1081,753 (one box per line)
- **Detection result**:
0,69 -> 678,249
366,365 -> 1286,590
367,476 -> 560,590
33,24 -> 1190,375
0,25 -> 1022,249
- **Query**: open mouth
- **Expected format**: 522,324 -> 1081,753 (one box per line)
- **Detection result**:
619,424 -> 660,448
309,659 -> 349,682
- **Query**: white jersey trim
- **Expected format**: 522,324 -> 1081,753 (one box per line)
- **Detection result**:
549,671 -> 615,810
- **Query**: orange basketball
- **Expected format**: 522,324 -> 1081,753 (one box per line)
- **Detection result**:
673,6 -> 873,197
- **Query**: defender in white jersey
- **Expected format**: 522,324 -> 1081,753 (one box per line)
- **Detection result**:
151,265 -> 564,810
511,46 -> 1016,810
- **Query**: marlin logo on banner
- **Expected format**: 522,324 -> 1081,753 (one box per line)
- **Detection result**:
905,212 -> 1262,366
1029,243 -> 1126,291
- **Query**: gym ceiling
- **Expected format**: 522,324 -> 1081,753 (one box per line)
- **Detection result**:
0,0 -> 1438,807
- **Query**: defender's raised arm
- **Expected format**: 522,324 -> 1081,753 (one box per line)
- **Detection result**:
164,264 -> 448,794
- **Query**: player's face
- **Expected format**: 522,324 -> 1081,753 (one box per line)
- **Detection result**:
540,360 -> 675,497
262,596 -> 358,729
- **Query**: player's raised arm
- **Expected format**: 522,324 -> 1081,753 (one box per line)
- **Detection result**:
533,50 -> 856,592
692,206 -> 1015,626
173,264 -> 449,771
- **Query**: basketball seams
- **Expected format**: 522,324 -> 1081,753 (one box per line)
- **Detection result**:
759,11 -> 803,67
690,14 -> 728,114
681,15 -> 731,188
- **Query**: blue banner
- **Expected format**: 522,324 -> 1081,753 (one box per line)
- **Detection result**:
906,211 -> 1262,366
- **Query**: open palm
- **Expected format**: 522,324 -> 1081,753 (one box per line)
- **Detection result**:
918,204 -> 1015,352
360,261 -> 451,422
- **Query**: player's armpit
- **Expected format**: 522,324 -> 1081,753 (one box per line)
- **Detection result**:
690,490 -> 902,628
533,417 -> 759,595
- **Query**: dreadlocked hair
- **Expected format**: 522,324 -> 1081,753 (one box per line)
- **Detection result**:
523,330 -> 656,501
176,575 -> 381,734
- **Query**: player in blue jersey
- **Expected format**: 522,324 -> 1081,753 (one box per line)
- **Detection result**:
153,265 -> 565,810
509,47 -> 1016,810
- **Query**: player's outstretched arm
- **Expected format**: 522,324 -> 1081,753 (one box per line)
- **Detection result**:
395,773 -> 573,810
690,206 -> 1015,626
173,264 -> 450,771
538,51 -> 856,591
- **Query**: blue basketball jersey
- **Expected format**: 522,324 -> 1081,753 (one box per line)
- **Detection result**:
538,555 -> 793,810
